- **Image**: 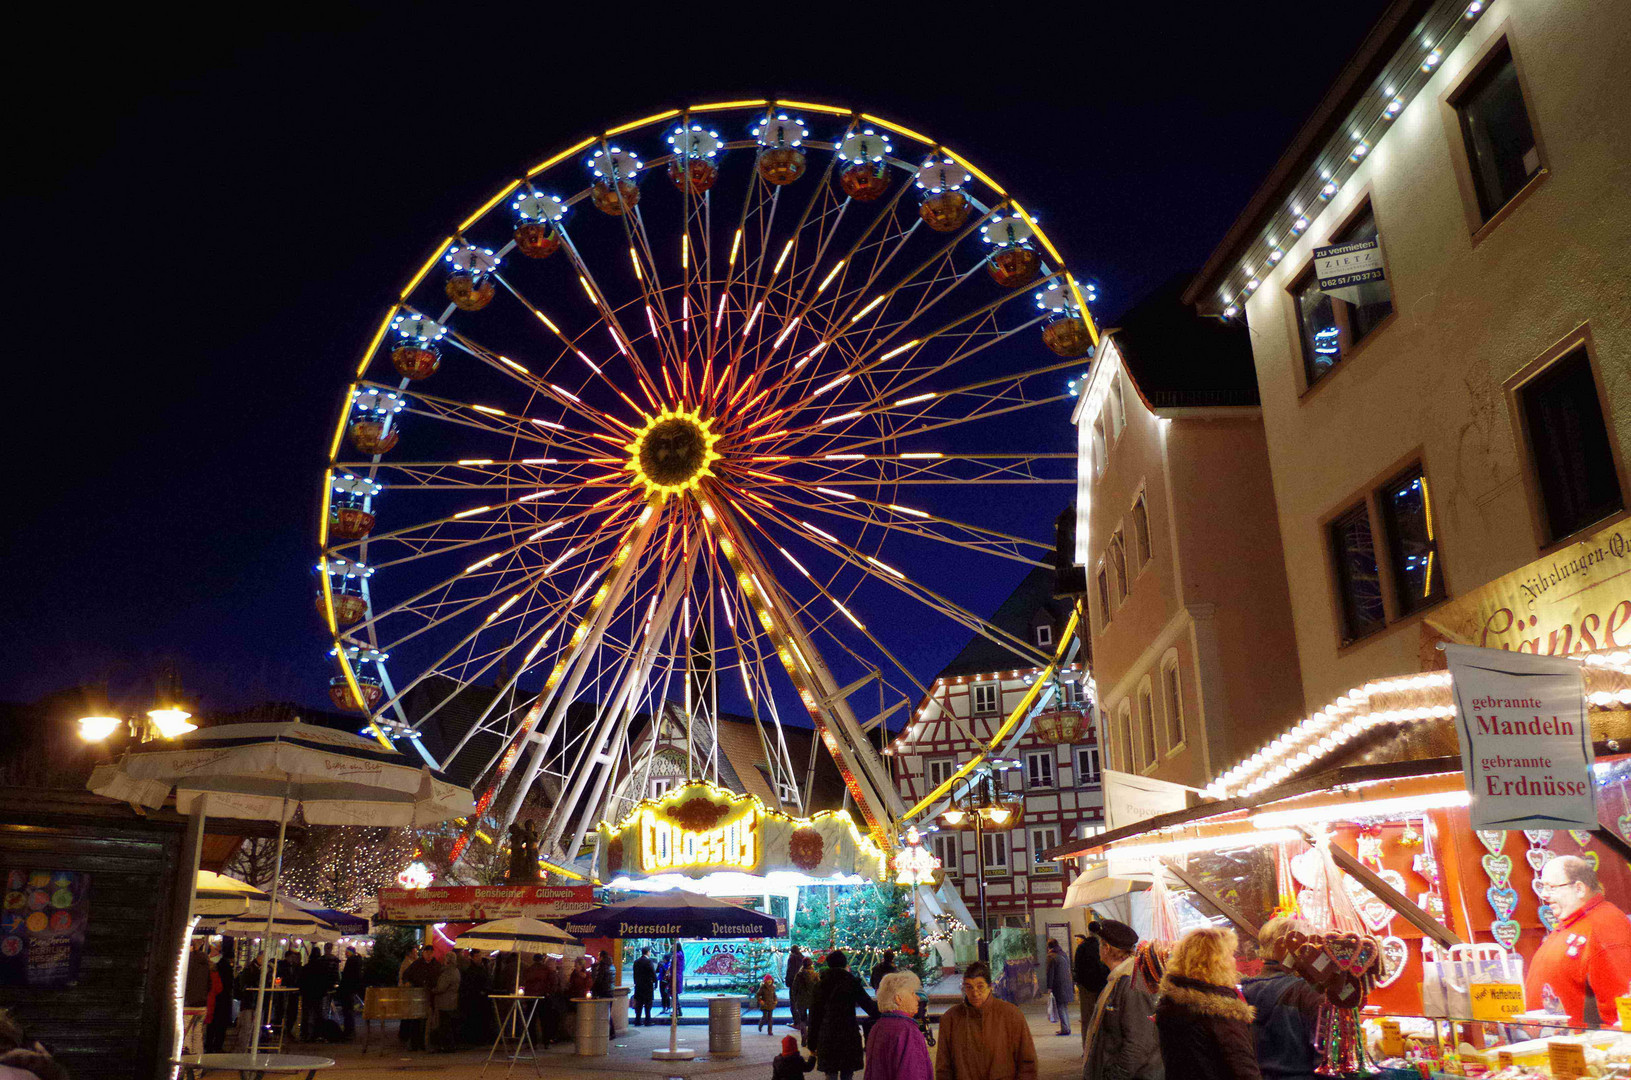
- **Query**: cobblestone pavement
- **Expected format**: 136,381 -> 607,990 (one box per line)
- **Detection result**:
254,999 -> 1084,1080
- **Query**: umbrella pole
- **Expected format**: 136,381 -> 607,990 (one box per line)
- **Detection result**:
669,941 -> 679,1055
248,787 -> 291,1058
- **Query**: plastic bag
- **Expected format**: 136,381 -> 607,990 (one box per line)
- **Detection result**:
1046,991 -> 1059,1024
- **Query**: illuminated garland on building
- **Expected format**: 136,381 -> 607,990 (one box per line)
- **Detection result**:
281,825 -> 413,912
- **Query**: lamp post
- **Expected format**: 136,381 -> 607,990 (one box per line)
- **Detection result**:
78,699 -> 197,745
939,770 -> 1017,964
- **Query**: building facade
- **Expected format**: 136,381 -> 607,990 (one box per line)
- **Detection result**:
889,567 -> 1101,946
1187,0 -> 1631,719
1071,281 -> 1305,790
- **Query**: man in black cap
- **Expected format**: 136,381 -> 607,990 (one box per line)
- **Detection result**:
1072,930 -> 1109,1051
1083,919 -> 1162,1080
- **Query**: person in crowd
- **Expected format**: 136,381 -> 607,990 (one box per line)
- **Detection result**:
657,949 -> 673,1013
935,961 -> 1036,1080
632,946 -> 657,1026
869,950 -> 897,991
337,946 -> 364,1041
275,948 -> 298,1036
1238,917 -> 1323,1080
593,951 -> 616,1036
568,955 -> 594,998
239,951 -> 265,1015
519,954 -> 551,1045
403,946 -> 436,1051
1527,854 -> 1631,1026
1043,938 -> 1075,1037
432,954 -> 462,1052
786,946 -> 806,1002
183,941 -> 210,1053
298,943 -> 336,1042
398,945 -> 420,986
775,1033 -> 820,1080
792,955 -> 820,1038
866,972 -> 932,1080
460,952 -> 493,1045
1073,932 -> 1109,1051
809,950 -> 880,1080
756,973 -> 780,1033
1083,919 -> 1161,1080
1153,927 -> 1259,1080
0,1009 -> 69,1080
204,943 -> 235,1053
670,944 -> 687,1017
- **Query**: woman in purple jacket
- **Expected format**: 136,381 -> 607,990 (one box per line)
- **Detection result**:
865,972 -> 932,1080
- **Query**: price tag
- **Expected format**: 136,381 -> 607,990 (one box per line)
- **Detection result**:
1468,982 -> 1525,1021
1617,995 -> 1631,1031
1549,1039 -> 1589,1080
1379,1018 -> 1403,1058
1497,1050 -> 1514,1068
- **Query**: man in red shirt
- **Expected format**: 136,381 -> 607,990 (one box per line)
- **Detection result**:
1525,855 -> 1631,1026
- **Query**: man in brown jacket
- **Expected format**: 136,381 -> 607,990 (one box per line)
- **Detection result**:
934,962 -> 1038,1080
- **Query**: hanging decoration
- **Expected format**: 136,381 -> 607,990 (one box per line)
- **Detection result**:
1282,927 -> 1383,1077
1476,830 -> 1507,856
1274,838 -> 1303,919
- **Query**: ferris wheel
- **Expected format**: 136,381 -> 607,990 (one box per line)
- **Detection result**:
317,99 -> 1097,872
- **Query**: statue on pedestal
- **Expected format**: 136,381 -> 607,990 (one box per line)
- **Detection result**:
506,820 -> 543,884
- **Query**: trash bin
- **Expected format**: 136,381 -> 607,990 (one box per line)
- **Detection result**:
574,997 -> 610,1056
708,996 -> 742,1058
612,987 -> 630,1035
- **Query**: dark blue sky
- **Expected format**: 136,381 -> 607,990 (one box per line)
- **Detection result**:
5,2 -> 1388,716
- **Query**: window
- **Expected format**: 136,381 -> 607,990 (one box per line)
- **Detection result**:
1110,377 -> 1126,437
1126,496 -> 1150,570
1096,566 -> 1112,625
1292,203 -> 1394,387
1455,43 -> 1541,222
1137,681 -> 1157,767
1025,750 -> 1055,789
972,682 -> 999,715
1031,827 -> 1061,872
651,777 -> 673,798
1378,465 -> 1447,615
1519,348 -> 1623,542
1116,702 -> 1133,772
926,757 -> 957,790
982,832 -> 1009,873
1161,657 -> 1184,750
1075,746 -> 1101,785
1034,623 -> 1053,648
1092,417 -> 1107,478
1109,532 -> 1128,603
1330,503 -> 1386,643
931,832 -> 959,877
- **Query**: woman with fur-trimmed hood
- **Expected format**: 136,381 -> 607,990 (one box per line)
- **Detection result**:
1153,928 -> 1262,1080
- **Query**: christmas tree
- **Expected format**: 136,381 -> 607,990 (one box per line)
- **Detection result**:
282,824 -> 412,911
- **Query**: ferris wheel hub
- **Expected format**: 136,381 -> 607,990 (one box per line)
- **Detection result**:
626,407 -> 721,498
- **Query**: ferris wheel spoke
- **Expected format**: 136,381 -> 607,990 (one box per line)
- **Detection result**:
557,229 -> 666,411
435,328 -> 641,439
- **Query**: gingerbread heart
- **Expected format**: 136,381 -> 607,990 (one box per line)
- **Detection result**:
1619,814 -> 1631,842
1418,891 -> 1446,922
1538,904 -> 1560,932
1477,831 -> 1507,855
1492,918 -> 1521,951
1569,830 -> 1593,847
1374,936 -> 1409,988
1344,870 -> 1407,933
1583,851 -> 1600,872
1324,933 -> 1362,974
1531,876 -> 1550,899
1482,853 -> 1513,887
1525,848 -> 1555,873
1487,884 -> 1519,920
1291,850 -> 1324,889
1352,935 -> 1379,975
1523,829 -> 1555,847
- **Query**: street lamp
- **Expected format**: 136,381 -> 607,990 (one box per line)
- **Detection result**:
79,699 -> 197,744
939,770 -> 1022,962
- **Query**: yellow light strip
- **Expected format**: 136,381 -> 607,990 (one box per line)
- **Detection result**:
354,307 -> 398,379
776,99 -> 853,117
458,179 -> 522,233
687,99 -> 770,113
327,382 -> 357,462
943,148 -> 1007,196
606,108 -> 681,136
526,135 -> 598,178
859,113 -> 932,147
400,237 -> 452,299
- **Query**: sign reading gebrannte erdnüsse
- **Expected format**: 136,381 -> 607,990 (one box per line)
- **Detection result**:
1446,643 -> 1594,830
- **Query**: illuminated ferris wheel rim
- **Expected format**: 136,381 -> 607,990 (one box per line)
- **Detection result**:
317,97 -> 1096,857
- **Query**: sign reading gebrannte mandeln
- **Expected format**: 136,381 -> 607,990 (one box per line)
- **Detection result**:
1446,643 -> 1594,830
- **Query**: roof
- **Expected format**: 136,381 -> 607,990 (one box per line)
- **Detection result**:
1109,275 -> 1260,409
936,565 -> 1070,680
1185,0 -> 1463,309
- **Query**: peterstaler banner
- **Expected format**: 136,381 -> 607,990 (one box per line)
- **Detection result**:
1445,643 -> 1594,830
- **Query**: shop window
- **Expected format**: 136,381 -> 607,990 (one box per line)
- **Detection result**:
1116,702 -> 1133,772
1075,746 -> 1101,785
927,757 -> 957,791
1518,348 -> 1623,543
1454,43 -> 1541,222
1110,376 -> 1126,437
1132,494 -> 1152,569
1031,827 -> 1061,872
1025,749 -> 1055,789
1330,503 -> 1386,643
931,832 -> 959,877
1161,655 -> 1185,750
1034,623 -> 1053,648
1292,203 -> 1393,388
1097,566 -> 1112,625
650,778 -> 673,799
1137,680 -> 1157,766
1378,464 -> 1446,615
973,682 -> 999,715
982,832 -> 1009,874
1092,417 -> 1107,478
1110,532 -> 1128,603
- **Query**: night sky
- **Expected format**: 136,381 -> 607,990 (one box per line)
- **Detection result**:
7,3 -> 1389,716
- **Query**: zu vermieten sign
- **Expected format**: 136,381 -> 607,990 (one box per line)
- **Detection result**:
1314,237 -> 1386,306
1446,643 -> 1594,830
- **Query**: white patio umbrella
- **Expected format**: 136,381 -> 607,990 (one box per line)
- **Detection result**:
194,870 -> 271,919
204,899 -> 340,943
87,717 -> 474,1056
455,918 -> 584,991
